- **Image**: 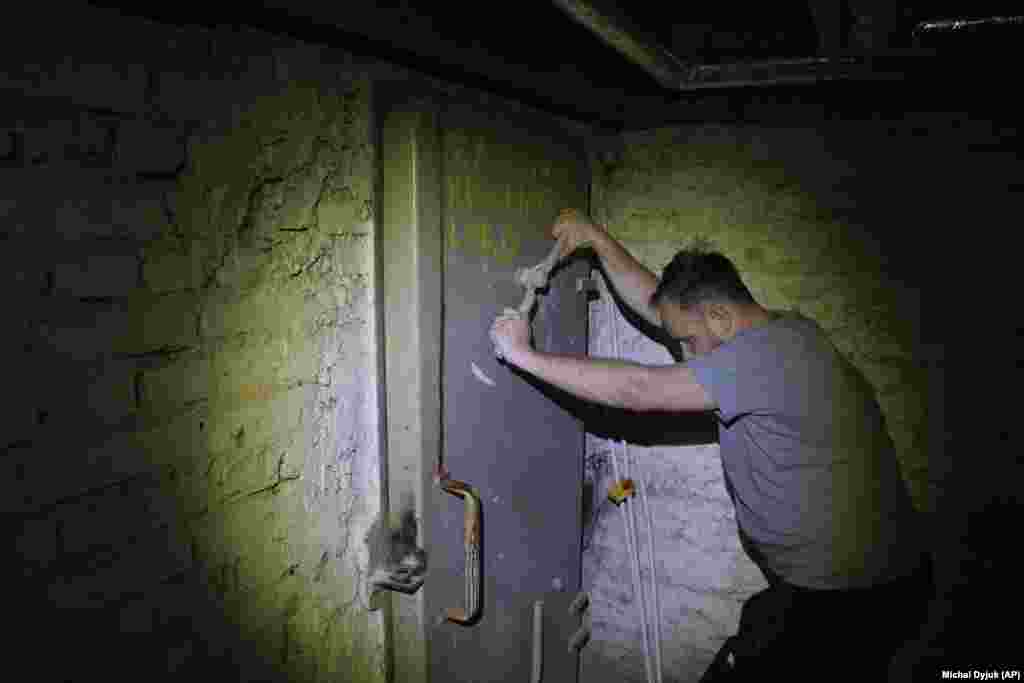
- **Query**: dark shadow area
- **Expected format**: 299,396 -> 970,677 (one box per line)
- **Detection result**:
592,405 -> 719,447
16,571 -> 319,683
915,371 -> 1022,675
901,495 -> 1024,678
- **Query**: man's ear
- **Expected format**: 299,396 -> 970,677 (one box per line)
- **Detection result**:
706,303 -> 734,339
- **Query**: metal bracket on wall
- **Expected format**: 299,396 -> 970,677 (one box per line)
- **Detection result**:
367,553 -> 427,600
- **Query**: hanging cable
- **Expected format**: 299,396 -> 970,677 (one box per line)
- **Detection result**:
636,451 -> 664,683
609,439 -> 651,683
606,284 -> 660,683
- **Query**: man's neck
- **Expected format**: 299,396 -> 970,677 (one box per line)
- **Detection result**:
738,305 -> 778,332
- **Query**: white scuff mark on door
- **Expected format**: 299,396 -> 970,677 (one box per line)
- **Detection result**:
471,361 -> 496,387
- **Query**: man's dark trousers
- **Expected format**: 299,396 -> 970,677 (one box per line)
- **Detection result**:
701,553 -> 934,680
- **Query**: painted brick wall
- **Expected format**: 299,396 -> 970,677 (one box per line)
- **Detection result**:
5,7 -> 384,681
580,98 -> 1018,681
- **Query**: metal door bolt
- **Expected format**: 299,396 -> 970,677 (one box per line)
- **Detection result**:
568,591 -> 590,616
576,277 -> 600,297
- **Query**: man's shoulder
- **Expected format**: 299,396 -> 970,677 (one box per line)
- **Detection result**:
735,310 -> 821,348
732,311 -> 840,373
765,311 -> 830,344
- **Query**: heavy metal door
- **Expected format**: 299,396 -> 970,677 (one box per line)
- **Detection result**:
428,99 -> 590,682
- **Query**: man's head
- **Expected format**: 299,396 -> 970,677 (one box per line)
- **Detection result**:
650,248 -> 767,358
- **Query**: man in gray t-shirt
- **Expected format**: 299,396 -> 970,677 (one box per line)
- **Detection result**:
490,211 -> 932,679
687,310 -> 924,590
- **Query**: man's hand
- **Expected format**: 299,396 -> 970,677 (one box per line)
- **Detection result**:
551,209 -> 608,262
553,208 -> 662,329
490,308 -> 532,364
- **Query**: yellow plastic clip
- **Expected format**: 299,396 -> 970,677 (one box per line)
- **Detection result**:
607,478 -> 635,506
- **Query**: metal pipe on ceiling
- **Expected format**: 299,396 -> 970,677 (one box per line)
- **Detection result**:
913,14 -> 1023,36
548,0 -> 689,90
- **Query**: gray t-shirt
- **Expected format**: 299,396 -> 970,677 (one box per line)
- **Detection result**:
687,311 -> 923,590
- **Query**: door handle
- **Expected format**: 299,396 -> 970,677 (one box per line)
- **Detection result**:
439,473 -> 482,625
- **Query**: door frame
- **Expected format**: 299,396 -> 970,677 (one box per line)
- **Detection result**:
375,87 -> 444,683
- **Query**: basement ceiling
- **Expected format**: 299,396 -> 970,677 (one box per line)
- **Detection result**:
92,1 -> 1022,129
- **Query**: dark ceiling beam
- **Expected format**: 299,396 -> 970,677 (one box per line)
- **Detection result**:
551,0 -> 943,90
84,0 -> 669,130
548,0 -> 689,89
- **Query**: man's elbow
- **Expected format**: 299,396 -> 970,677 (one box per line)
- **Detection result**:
619,370 -> 676,413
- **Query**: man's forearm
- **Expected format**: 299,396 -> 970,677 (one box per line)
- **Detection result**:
508,347 -> 650,411
592,230 -> 660,326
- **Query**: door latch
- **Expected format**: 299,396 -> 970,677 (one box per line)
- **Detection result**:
577,277 -> 600,301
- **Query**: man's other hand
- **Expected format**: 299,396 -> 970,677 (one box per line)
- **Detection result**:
490,308 -> 531,364
551,209 -> 607,262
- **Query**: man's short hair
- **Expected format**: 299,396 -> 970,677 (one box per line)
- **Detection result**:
649,248 -> 756,309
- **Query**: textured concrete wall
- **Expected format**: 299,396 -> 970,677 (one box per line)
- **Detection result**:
5,7 -> 384,681
579,103 -> 1017,681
